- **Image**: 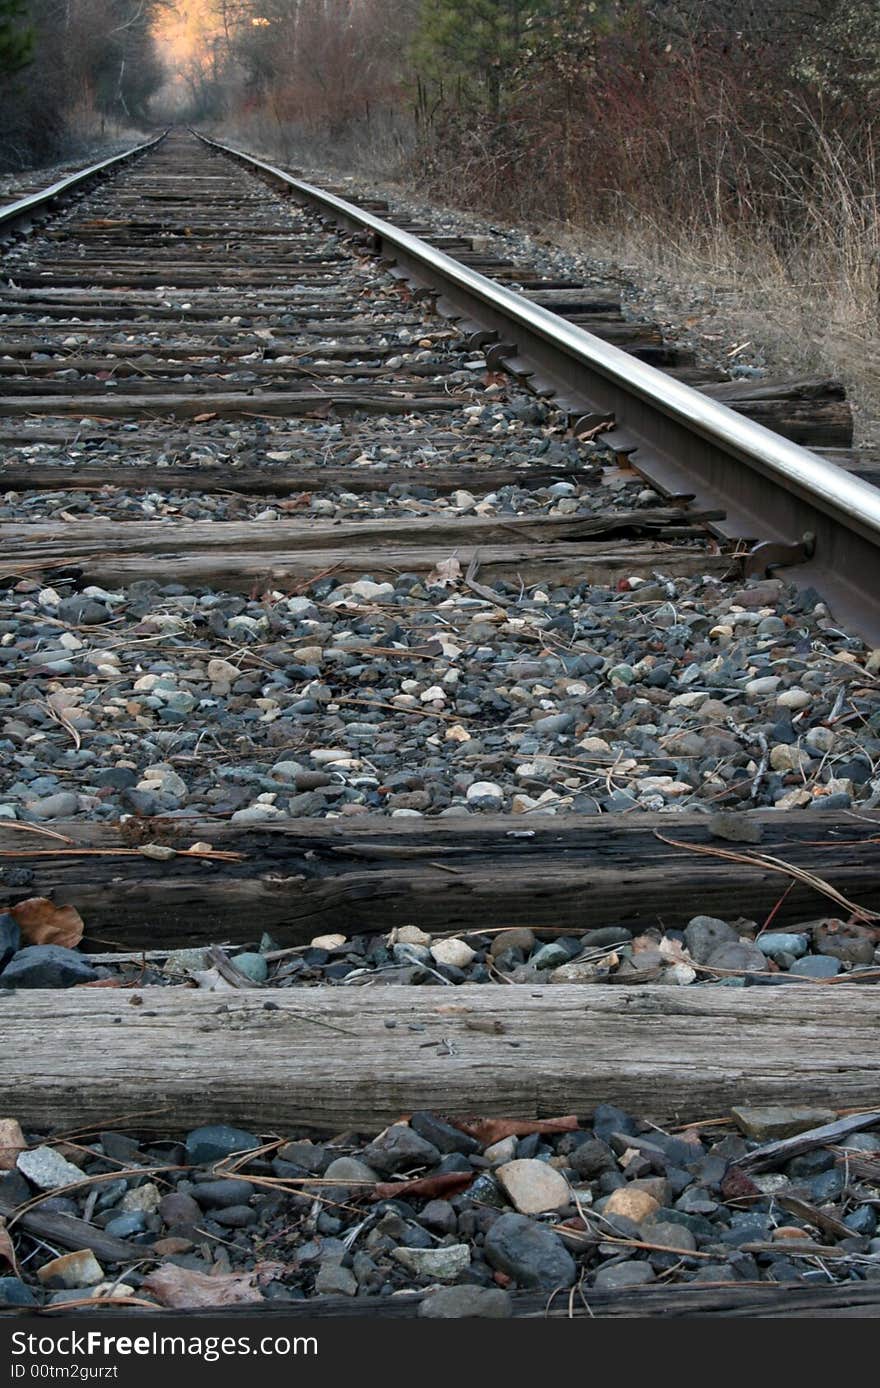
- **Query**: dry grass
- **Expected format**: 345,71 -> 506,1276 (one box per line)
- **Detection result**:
553,208 -> 880,445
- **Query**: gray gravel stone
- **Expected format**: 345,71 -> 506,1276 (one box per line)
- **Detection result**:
362,1124 -> 441,1175
684,916 -> 738,963
184,1125 -> 260,1164
483,1212 -> 576,1288
419,1285 -> 512,1318
593,1260 -> 655,1289
788,954 -> 841,978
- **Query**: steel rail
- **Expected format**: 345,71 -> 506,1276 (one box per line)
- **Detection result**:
0,131 -> 167,241
196,131 -> 880,640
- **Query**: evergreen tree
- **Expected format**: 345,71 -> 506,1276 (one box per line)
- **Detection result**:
0,0 -> 33,76
413,0 -> 551,112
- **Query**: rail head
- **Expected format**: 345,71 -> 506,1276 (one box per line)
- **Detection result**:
194,131 -> 880,593
0,131 -> 168,239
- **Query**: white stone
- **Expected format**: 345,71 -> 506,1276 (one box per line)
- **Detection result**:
36,1249 -> 104,1289
496,1159 -> 571,1214
227,614 -> 263,635
769,745 -> 808,773
230,804 -> 288,823
451,490 -> 477,510
662,962 -> 697,986
137,764 -> 187,799
120,1182 -> 161,1214
825,777 -> 854,796
550,952 -> 618,983
483,1136 -> 518,1165
805,726 -> 835,753
775,788 -> 813,809
349,579 -> 394,600
271,761 -> 303,780
394,925 -> 432,946
745,676 -> 781,696
466,781 -> 503,802
445,724 -> 472,743
392,1245 -> 471,1281
18,1146 -> 83,1191
420,685 -> 446,702
430,938 -> 476,968
777,687 -> 811,709
311,934 -> 347,949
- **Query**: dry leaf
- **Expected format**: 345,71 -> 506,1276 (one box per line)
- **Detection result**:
0,1119 -> 26,1171
659,936 -> 692,965
192,412 -> 218,423
448,1114 -> 578,1146
10,897 -> 84,948
372,1171 -> 475,1202
0,1218 -> 19,1277
427,556 -> 461,587
720,1166 -> 761,1200
142,1265 -> 264,1309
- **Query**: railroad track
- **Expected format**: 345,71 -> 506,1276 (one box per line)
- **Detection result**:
2,129 -> 880,1317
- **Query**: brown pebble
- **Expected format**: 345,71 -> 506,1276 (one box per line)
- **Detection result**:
151,1237 -> 194,1256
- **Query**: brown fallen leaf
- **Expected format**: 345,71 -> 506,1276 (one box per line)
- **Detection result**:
427,555 -> 461,587
142,1265 -> 264,1309
0,1119 -> 26,1171
371,1171 -> 475,1202
447,1115 -> 579,1147
0,1218 -> 19,1277
192,412 -> 218,423
10,897 -> 84,948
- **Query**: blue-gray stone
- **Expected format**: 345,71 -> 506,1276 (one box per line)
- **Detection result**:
0,1277 -> 37,1306
104,1212 -> 148,1239
229,952 -> 268,983
184,1125 -> 260,1165
810,1168 -> 845,1202
212,1204 -> 257,1228
0,913 -> 20,971
755,933 -> 809,958
58,596 -> 111,625
844,1206 -> 877,1236
192,1178 -> 254,1208
593,1103 -> 637,1143
0,945 -> 99,989
530,942 -> 571,970
788,954 -> 841,978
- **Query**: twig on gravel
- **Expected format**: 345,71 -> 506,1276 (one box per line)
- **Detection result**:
732,1109 -> 880,1172
750,732 -> 769,800
5,1167 -> 188,1230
